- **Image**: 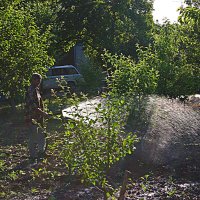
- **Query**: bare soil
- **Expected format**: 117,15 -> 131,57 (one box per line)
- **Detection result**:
0,99 -> 200,200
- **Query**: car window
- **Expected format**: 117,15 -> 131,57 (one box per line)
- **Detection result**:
61,68 -> 78,75
52,68 -> 63,76
68,68 -> 78,75
62,68 -> 70,75
51,67 -> 79,76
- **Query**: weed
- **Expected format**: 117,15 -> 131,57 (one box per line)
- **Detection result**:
167,187 -> 177,197
8,171 -> 18,181
31,187 -> 39,194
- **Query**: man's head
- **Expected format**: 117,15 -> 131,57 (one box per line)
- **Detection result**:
31,73 -> 42,87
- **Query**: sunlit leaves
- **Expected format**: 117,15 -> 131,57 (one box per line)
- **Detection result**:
179,6 -> 200,28
0,5 -> 54,102
52,89 -> 138,195
102,50 -> 158,96
139,11 -> 200,97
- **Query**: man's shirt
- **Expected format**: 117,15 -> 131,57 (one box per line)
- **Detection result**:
25,85 -> 44,125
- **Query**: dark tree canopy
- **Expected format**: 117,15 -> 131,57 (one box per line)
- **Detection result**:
56,0 -> 154,59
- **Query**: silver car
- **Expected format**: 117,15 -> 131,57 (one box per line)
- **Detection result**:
42,65 -> 84,93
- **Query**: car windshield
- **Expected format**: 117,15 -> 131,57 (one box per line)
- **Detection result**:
51,67 -> 79,76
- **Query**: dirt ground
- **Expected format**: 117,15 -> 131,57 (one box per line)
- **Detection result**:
0,101 -> 200,200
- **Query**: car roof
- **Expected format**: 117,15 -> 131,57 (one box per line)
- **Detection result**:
50,65 -> 76,69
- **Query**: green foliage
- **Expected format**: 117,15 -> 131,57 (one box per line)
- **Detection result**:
0,160 -> 6,172
0,0 -> 199,197
46,44 -> 158,196
0,5 -> 54,103
48,48 -> 158,196
140,174 -> 150,192
136,15 -> 200,97
79,59 -> 104,94
157,6 -> 200,97
152,23 -> 191,96
8,171 -> 18,181
57,0 -> 154,60
102,50 -> 158,96
64,98 -> 136,194
22,0 -> 61,62
48,85 -> 138,198
184,0 -> 200,7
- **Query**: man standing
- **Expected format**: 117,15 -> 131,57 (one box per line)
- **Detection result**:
25,73 -> 49,164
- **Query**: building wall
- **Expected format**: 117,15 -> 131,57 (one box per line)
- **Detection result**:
74,44 -> 87,70
55,44 -> 86,70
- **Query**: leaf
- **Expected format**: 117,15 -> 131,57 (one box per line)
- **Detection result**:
69,123 -> 75,129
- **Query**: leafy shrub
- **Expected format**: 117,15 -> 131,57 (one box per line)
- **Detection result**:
0,6 -> 53,104
101,50 -> 158,97
79,59 -> 104,95
48,49 -> 159,199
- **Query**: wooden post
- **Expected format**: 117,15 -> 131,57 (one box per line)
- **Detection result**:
118,170 -> 131,200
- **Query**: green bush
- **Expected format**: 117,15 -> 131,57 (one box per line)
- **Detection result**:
102,50 -> 158,97
47,85 -> 138,199
79,59 -> 104,95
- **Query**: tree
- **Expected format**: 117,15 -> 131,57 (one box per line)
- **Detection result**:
102,50 -> 158,96
184,0 -> 200,8
177,6 -> 200,93
0,5 -> 54,104
155,24 -> 192,96
136,10 -> 199,98
56,0 -> 154,61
